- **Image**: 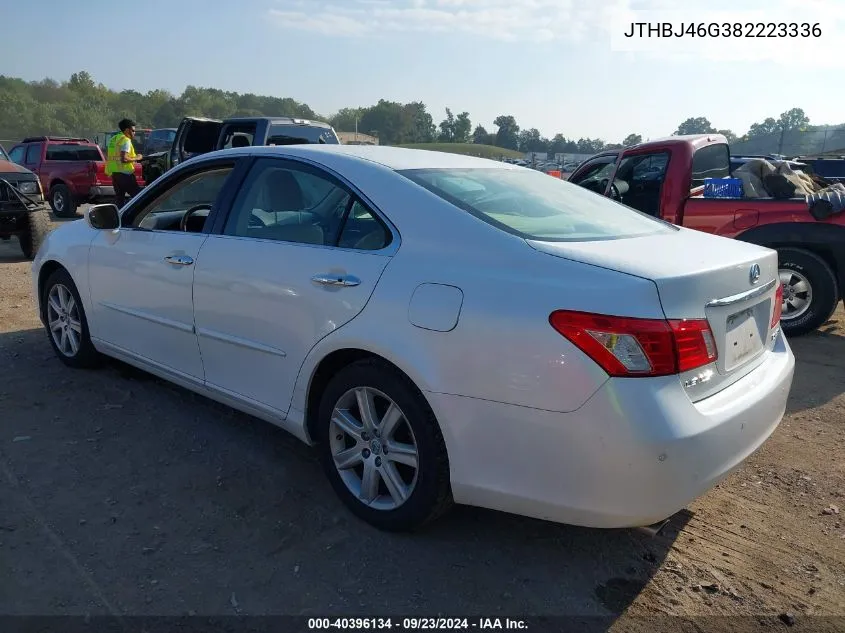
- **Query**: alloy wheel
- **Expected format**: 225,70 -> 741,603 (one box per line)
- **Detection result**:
329,386 -> 420,511
47,283 -> 82,357
779,268 -> 812,321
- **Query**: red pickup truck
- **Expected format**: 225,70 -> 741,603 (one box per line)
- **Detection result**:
566,134 -> 845,336
6,136 -> 144,218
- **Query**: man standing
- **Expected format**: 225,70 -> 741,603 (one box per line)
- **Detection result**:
105,118 -> 143,208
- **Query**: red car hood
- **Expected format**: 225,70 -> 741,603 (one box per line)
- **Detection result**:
0,160 -> 35,175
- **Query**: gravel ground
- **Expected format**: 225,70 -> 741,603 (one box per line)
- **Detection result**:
1,211 -> 844,629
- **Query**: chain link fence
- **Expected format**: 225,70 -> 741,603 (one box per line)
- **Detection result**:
731,128 -> 845,157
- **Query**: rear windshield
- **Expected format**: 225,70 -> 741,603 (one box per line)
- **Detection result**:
691,143 -> 730,186
46,144 -> 102,161
399,167 -> 675,242
267,124 -> 338,145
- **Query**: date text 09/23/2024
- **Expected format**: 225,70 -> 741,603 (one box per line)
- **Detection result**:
308,618 -> 528,630
623,22 -> 822,38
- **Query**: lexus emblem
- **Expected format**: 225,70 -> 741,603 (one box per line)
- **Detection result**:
749,263 -> 761,284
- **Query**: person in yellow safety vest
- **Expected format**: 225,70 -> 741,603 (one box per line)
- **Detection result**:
105,118 -> 144,208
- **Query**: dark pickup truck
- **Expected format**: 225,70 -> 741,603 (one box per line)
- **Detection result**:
142,116 -> 340,182
566,134 -> 845,337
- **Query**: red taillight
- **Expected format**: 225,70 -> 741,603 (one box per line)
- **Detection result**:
549,310 -> 717,378
771,283 -> 783,328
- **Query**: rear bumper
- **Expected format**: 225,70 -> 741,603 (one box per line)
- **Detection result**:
429,330 -> 795,529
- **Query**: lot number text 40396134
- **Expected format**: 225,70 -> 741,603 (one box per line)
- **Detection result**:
307,617 -> 529,630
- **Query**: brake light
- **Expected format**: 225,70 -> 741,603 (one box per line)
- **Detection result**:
549,310 -> 717,377
771,283 -> 783,328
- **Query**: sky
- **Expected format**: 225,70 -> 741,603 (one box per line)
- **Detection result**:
2,0 -> 845,144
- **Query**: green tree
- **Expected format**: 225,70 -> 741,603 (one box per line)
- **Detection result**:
674,117 -> 716,135
622,133 -> 642,146
493,115 -> 519,150
472,125 -> 493,145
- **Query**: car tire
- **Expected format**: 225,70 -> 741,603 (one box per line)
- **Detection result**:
50,184 -> 77,218
316,359 -> 452,531
41,268 -> 102,369
19,207 -> 51,260
778,247 -> 839,337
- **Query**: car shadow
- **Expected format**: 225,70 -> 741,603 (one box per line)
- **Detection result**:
786,312 -> 845,414
0,326 -> 691,620
0,236 -> 27,263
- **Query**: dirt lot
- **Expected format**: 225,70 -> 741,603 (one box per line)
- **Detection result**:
1,212 -> 844,630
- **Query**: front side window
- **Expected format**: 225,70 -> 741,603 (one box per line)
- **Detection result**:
611,151 -> 671,217
24,144 -> 40,164
400,167 -> 673,242
130,166 -> 234,231
568,156 -> 618,194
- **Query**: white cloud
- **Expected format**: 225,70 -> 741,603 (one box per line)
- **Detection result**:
269,0 -> 628,43
268,0 -> 845,66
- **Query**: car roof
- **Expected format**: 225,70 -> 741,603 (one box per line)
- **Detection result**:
199,144 -> 516,171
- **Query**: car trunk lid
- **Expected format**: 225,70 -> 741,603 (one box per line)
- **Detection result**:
527,227 -> 781,400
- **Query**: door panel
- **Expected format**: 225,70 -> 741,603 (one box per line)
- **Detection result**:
192,156 -> 396,414
193,237 -> 391,413
88,230 -> 208,379
87,161 -> 240,380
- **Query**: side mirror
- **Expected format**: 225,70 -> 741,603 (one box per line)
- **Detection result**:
86,203 -> 120,231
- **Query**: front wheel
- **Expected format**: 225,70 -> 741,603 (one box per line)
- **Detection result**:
41,268 -> 102,368
316,359 -> 452,531
19,207 -> 51,259
777,247 -> 839,337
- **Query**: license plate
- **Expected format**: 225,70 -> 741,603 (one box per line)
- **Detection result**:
725,308 -> 763,370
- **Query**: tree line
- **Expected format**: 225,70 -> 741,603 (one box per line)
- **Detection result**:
1,71 -> 843,158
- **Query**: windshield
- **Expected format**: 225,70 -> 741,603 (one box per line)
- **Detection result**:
0,145 -> 7,160
399,167 -> 675,242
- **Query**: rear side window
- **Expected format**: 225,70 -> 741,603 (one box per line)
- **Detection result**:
45,144 -> 101,161
267,124 -> 338,145
691,143 -> 729,187
400,167 -> 675,242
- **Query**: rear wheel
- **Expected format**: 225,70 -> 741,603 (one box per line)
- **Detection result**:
316,359 -> 452,531
777,247 -> 839,337
41,268 -> 102,368
19,208 -> 51,260
50,184 -> 77,218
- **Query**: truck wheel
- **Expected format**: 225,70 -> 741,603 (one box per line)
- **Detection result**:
49,184 -> 77,218
777,247 -> 839,337
19,207 -> 52,260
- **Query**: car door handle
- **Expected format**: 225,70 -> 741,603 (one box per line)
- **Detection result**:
164,255 -> 194,266
311,274 -> 360,287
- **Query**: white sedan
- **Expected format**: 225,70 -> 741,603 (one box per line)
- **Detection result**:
32,145 -> 795,532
